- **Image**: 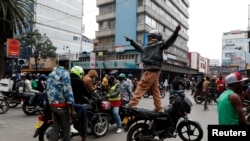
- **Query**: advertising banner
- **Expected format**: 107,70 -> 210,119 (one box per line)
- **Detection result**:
7,38 -> 20,58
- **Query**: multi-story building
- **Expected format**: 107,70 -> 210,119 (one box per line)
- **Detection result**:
248,4 -> 250,31
187,52 -> 209,80
221,30 -> 250,75
5,0 -> 95,73
209,59 -> 220,67
34,0 -> 89,53
74,0 -> 197,81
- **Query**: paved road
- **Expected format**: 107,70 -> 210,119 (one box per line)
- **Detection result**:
0,90 -> 218,141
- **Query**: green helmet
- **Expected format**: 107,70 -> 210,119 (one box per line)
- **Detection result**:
119,73 -> 126,78
70,66 -> 84,79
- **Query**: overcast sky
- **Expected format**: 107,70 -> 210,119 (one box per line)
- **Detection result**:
83,1 -> 250,61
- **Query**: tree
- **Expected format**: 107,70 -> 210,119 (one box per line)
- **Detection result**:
0,0 -> 34,78
20,29 -> 57,73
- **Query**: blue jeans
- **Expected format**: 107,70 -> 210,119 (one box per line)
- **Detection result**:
73,104 -> 88,138
112,107 -> 122,128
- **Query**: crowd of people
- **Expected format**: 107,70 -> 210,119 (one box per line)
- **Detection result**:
1,21 -> 250,141
2,66 -> 250,141
44,60 -> 144,141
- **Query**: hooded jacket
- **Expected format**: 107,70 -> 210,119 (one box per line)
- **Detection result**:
128,30 -> 179,70
82,70 -> 98,95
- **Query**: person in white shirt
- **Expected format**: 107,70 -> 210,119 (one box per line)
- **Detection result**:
163,79 -> 169,91
127,74 -> 134,94
23,72 -> 40,104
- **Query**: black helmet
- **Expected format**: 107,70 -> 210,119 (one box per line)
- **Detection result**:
108,75 -> 116,84
148,30 -> 162,41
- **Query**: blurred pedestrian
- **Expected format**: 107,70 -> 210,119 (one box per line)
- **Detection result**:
190,78 -> 197,95
216,74 -> 226,97
202,76 -> 210,110
126,74 -> 134,94
163,78 -> 169,92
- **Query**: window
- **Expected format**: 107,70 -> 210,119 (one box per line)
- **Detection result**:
73,36 -> 79,41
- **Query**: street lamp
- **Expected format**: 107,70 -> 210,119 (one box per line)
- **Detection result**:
234,47 -> 246,75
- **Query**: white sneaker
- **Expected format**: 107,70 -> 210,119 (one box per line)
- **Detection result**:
116,128 -> 123,134
70,125 -> 78,133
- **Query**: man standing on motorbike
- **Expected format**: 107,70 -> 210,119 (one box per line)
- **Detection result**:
124,22 -> 181,113
70,66 -> 92,141
106,75 -> 123,133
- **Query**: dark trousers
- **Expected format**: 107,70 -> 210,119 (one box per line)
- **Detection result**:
50,106 -> 70,141
73,104 -> 88,138
203,92 -> 208,109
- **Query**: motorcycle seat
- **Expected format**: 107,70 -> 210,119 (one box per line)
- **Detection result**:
134,108 -> 166,118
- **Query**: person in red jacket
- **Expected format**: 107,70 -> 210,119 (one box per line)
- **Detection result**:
216,74 -> 226,97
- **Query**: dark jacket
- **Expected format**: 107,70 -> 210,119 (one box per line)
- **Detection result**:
70,73 -> 92,104
128,31 -> 179,70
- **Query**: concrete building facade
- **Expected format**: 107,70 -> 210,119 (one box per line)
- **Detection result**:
82,0 -> 197,81
222,30 -> 250,74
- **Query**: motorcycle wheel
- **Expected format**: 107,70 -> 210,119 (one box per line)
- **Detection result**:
177,121 -> 203,141
194,94 -> 204,104
38,123 -> 72,141
9,102 -> 19,108
92,115 -> 109,137
143,93 -> 150,98
9,97 -> 20,108
22,100 -> 36,115
247,114 -> 250,122
38,124 -> 52,141
160,91 -> 166,98
0,98 -> 9,114
126,123 -> 150,141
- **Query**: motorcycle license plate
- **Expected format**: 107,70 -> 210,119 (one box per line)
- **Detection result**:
122,117 -> 129,124
34,121 -> 44,128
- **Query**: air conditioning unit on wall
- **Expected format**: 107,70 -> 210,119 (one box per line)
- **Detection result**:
18,59 -> 29,68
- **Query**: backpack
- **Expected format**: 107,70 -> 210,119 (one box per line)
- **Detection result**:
15,79 -> 25,95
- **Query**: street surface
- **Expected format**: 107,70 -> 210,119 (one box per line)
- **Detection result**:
0,90 -> 218,141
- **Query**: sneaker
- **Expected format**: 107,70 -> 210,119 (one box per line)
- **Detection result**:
116,128 -> 123,134
70,125 -> 78,133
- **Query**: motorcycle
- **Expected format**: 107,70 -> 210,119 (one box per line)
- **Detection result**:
123,91 -> 203,141
194,87 -> 218,104
34,96 -> 111,141
0,89 -> 26,108
169,89 -> 185,104
0,92 -> 9,114
21,92 -> 45,115
0,79 -> 11,113
243,99 -> 250,122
